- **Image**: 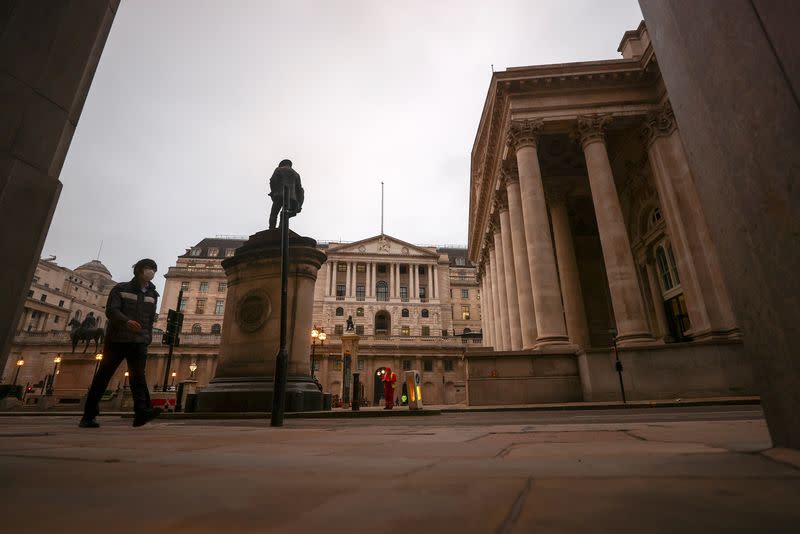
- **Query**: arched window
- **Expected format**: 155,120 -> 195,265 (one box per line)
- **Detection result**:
74,310 -> 82,320
463,327 -> 472,334
649,207 -> 663,229
401,308 -> 409,318
211,324 -> 221,335
655,246 -> 674,291
376,281 -> 388,302
191,323 -> 202,334
667,245 -> 681,285
335,307 -> 344,317
421,309 -> 429,318
356,307 -> 364,317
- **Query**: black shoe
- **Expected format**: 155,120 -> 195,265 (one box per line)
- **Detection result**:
79,418 -> 100,428
132,408 -> 162,428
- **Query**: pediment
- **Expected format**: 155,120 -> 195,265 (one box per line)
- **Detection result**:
327,234 -> 437,258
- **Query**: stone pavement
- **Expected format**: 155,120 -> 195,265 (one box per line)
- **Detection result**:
1,409 -> 798,533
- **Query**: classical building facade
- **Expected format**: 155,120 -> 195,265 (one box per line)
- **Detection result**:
148,234 -> 482,406
2,258 -> 116,394
467,22 -> 755,404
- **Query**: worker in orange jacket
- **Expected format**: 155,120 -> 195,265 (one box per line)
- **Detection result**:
382,367 -> 397,409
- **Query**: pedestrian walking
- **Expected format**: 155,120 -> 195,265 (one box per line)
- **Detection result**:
80,258 -> 161,428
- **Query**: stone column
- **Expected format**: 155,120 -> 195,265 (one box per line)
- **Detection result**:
479,267 -> 490,347
502,167 -> 538,348
643,103 -> 738,338
330,261 -> 337,296
577,115 -> 652,345
345,262 -> 352,297
389,263 -> 395,299
0,1 -> 119,371
508,120 -> 569,346
644,253 -> 672,341
433,265 -> 438,299
549,192 -> 590,348
326,262 -> 333,296
491,217 -> 512,351
497,189 -> 523,351
488,244 -> 503,350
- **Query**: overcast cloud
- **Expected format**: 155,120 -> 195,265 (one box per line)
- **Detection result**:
43,0 -> 643,295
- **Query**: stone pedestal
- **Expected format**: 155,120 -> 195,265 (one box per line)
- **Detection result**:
197,229 -> 327,412
340,331 -> 360,403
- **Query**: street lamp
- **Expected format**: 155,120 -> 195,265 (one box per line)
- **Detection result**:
609,328 -> 627,404
93,352 -> 103,379
47,356 -> 62,396
170,371 -> 177,389
12,358 -> 24,386
310,326 -> 325,379
123,371 -> 129,389
189,362 -> 198,379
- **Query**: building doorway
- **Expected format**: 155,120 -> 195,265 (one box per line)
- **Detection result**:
375,310 -> 390,335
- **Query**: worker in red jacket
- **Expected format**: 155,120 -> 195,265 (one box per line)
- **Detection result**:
382,367 -> 397,409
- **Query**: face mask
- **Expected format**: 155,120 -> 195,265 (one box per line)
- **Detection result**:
142,269 -> 155,281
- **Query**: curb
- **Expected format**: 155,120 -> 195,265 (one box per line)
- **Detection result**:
439,397 -> 761,413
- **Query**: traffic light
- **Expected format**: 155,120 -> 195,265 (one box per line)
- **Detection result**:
163,309 -> 184,346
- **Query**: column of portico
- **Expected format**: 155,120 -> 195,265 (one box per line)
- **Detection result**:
501,167 -> 538,348
345,262 -> 352,298
432,265 -> 438,299
389,262 -> 396,299
479,267 -> 490,346
508,120 -> 569,346
549,191 -> 591,348
577,115 -> 652,344
644,252 -> 673,340
491,217 -> 512,351
496,189 -> 523,350
329,261 -> 337,296
643,102 -> 737,338
487,243 -> 504,349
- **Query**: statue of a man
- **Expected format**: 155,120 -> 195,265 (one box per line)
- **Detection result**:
81,312 -> 97,330
268,159 -> 305,230
346,315 -> 355,332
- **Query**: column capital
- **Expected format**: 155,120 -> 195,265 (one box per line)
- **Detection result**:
500,160 -> 519,186
641,101 -> 677,148
494,187 -> 510,213
575,114 -> 613,148
508,119 -> 544,151
489,211 -> 501,234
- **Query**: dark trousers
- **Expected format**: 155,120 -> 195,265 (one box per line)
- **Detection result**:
268,199 -> 283,229
83,342 -> 151,419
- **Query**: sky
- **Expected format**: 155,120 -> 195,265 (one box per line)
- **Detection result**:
44,0 -> 643,296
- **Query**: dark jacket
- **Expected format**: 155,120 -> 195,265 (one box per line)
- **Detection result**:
105,278 -> 159,344
268,166 -> 304,212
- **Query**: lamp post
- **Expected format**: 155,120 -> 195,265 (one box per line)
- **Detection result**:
310,326 -> 325,379
609,328 -> 627,404
12,359 -> 24,386
170,371 -> 177,389
189,362 -> 197,379
123,371 -> 129,389
47,356 -> 62,396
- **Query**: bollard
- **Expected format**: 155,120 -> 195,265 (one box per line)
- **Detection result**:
352,372 -> 360,411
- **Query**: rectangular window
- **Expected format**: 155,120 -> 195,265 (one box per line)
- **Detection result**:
423,360 -> 433,372
58,300 -> 64,307
338,263 -> 347,272
356,285 -> 365,301
355,325 -> 364,335
199,282 -> 209,293
40,295 -> 47,302
401,326 -> 410,336
419,266 -> 426,275
419,286 -> 427,300
208,247 -> 219,257
399,265 -> 407,274
377,264 -> 386,274
357,359 -> 365,370
27,290 -> 33,297
334,360 -> 342,371
336,284 -> 346,300
225,248 -> 235,257
215,299 -> 224,315
421,326 -> 430,337
218,282 -> 227,292
461,289 -> 469,299
335,324 -> 344,335
195,299 -> 206,314
400,286 -> 408,302
313,360 -> 321,371
402,360 -> 412,371
461,305 -> 470,320
191,248 -> 202,256
356,264 -> 365,273
54,316 -> 60,324
455,257 -> 466,266
442,329 -> 449,337
444,359 -> 454,371
179,298 -> 188,311
181,281 -> 190,291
